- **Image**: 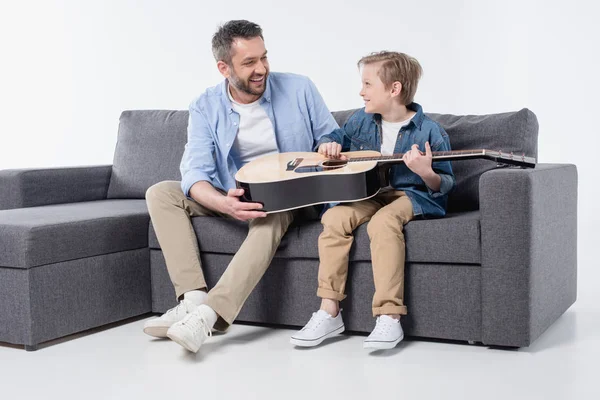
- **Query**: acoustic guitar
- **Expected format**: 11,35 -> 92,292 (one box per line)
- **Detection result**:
235,149 -> 536,213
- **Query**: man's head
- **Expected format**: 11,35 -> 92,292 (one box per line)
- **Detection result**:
212,20 -> 269,101
357,51 -> 422,114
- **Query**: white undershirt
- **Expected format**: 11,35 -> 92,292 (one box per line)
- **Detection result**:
228,86 -> 279,167
380,116 -> 413,156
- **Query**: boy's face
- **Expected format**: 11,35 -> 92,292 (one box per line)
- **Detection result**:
359,62 -> 399,114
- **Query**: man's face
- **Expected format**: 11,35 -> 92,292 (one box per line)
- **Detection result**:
359,62 -> 398,114
221,36 -> 269,98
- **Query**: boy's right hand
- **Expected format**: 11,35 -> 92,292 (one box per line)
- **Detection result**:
318,142 -> 344,159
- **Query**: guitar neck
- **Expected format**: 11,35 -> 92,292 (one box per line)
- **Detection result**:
347,149 -> 536,168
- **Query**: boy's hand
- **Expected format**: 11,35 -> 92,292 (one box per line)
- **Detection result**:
318,142 -> 346,159
403,142 -> 434,178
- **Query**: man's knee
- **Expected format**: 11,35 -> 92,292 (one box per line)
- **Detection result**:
145,181 -> 182,205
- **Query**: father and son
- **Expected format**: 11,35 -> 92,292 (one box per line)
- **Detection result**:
143,20 -> 455,353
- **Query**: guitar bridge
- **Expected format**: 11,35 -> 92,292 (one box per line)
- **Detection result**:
286,157 -> 303,171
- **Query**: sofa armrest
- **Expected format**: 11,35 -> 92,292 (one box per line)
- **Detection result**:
0,165 -> 113,210
479,163 -> 577,347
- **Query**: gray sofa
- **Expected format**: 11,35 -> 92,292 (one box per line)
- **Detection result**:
0,108 -> 577,351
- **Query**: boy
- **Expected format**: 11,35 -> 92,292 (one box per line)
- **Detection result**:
290,51 -> 455,350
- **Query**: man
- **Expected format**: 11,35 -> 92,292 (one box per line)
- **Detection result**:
144,20 -> 338,353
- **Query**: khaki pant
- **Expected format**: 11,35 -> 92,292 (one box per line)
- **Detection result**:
146,181 -> 294,331
317,190 -> 414,316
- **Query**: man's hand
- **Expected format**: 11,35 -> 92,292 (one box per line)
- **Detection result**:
220,188 -> 267,221
318,142 -> 346,159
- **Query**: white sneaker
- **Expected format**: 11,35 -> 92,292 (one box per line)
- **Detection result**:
290,310 -> 345,347
363,315 -> 404,350
143,299 -> 199,338
167,309 -> 212,353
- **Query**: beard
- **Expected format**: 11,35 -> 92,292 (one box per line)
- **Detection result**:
228,69 -> 268,97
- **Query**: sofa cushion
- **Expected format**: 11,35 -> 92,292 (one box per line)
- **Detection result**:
333,108 -> 538,213
107,110 -> 188,199
0,200 -> 149,268
148,211 -> 481,265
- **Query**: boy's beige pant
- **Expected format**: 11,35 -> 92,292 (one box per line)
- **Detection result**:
317,190 -> 414,316
146,181 -> 294,331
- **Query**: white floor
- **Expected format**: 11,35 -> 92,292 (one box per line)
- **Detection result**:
1,304 -> 598,400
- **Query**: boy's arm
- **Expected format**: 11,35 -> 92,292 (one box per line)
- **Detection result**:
403,139 -> 455,197
428,134 -> 455,197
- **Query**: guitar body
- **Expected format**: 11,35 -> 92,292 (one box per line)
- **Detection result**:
235,151 -> 385,213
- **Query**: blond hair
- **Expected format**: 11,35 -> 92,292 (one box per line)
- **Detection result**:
358,51 -> 423,105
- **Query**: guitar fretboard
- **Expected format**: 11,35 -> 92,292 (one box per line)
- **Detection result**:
348,149 -> 487,162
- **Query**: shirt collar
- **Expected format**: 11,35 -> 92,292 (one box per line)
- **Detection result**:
372,102 -> 425,130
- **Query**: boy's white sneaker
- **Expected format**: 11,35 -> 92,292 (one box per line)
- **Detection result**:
290,310 -> 345,347
143,299 -> 199,338
363,315 -> 404,350
167,309 -> 212,353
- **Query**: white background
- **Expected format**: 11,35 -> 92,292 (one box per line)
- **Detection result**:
0,0 -> 598,307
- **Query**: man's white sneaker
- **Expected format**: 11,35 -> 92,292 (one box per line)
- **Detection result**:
143,299 -> 199,338
167,309 -> 212,353
290,310 -> 345,347
363,315 -> 404,350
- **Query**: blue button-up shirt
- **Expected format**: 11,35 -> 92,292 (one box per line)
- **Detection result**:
316,103 -> 456,218
180,72 -> 339,196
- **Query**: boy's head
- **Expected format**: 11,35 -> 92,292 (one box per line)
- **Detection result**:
212,20 -> 269,97
357,51 -> 422,114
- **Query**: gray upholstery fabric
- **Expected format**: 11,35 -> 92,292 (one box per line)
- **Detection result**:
479,164 -> 577,347
0,267 -> 31,344
0,249 -> 151,346
0,200 -> 149,268
107,110 -> 189,199
148,210 -> 482,265
150,252 -> 482,340
0,166 -> 112,211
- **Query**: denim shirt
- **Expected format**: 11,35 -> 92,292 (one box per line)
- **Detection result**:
180,72 -> 339,196
316,103 -> 455,218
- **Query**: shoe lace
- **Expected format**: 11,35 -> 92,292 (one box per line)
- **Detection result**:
302,312 -> 328,332
165,299 -> 195,317
182,311 -> 213,339
373,317 -> 392,336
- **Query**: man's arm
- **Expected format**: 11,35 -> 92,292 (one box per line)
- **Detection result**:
181,103 -> 265,220
305,78 -> 339,143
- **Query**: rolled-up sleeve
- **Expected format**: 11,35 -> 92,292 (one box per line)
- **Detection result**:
180,102 -> 217,197
427,130 -> 456,197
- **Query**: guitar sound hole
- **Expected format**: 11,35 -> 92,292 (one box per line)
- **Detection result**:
321,160 -> 348,168
294,160 -> 347,173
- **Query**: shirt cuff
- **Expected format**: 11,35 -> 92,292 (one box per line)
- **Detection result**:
427,173 -> 454,198
181,171 -> 212,198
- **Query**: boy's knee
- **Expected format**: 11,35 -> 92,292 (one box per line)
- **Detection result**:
367,213 -> 403,236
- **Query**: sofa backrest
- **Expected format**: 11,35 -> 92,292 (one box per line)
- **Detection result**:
108,108 -> 538,213
332,108 -> 539,212
107,110 -> 188,199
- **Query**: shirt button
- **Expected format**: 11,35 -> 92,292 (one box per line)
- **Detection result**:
233,122 -> 237,126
